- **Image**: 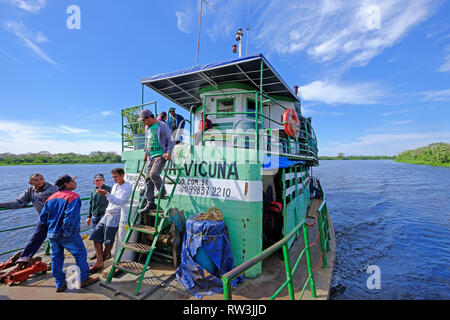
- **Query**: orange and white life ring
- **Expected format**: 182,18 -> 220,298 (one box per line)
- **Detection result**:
282,108 -> 300,137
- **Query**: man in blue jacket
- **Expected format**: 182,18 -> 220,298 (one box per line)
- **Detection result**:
40,175 -> 98,292
167,107 -> 185,143
167,107 -> 185,132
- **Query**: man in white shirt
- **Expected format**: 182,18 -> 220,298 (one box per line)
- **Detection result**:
88,168 -> 132,273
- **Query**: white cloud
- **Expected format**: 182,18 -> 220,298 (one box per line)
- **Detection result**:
6,0 -> 46,13
175,0 -> 439,68
437,46 -> 450,72
105,131 -> 122,138
299,80 -> 384,105
438,56 -> 450,72
421,88 -> 450,102
57,125 -> 90,134
101,111 -> 113,117
0,121 -> 121,154
381,109 -> 412,116
175,11 -> 191,34
5,20 -> 57,66
301,107 -> 346,117
320,131 -> 450,156
389,120 -> 412,125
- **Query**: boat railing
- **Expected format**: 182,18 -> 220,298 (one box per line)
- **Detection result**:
0,197 -> 92,258
121,102 -> 158,152
221,186 -> 330,300
120,93 -> 318,162
121,102 -> 192,152
198,90 -> 319,162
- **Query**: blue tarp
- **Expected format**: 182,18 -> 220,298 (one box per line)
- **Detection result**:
176,215 -> 242,299
263,155 -> 305,170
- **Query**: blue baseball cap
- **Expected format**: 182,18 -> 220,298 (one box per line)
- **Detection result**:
94,174 -> 105,181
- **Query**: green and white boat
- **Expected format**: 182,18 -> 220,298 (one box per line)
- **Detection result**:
0,54 -> 335,301
107,54 -> 335,299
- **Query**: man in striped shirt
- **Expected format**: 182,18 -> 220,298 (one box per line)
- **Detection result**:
0,174 -> 57,268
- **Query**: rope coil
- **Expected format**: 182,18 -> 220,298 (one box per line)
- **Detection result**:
194,207 -> 223,221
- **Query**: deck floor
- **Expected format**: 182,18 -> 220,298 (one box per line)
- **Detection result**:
0,199 -> 335,301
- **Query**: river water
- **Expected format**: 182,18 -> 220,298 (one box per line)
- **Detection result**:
0,161 -> 449,299
314,160 -> 450,300
0,164 -> 122,258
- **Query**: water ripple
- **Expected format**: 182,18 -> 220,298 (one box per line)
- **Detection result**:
316,160 -> 450,300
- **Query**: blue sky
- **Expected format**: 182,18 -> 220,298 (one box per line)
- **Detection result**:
0,0 -> 449,156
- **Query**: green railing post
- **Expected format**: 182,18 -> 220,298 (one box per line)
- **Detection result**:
323,203 -> 330,252
121,110 -> 124,152
317,209 -> 328,268
45,242 -> 51,255
255,92 -> 259,159
202,96 -> 206,147
222,276 -> 232,300
302,223 -> 317,298
282,168 -> 287,223
282,243 -> 295,300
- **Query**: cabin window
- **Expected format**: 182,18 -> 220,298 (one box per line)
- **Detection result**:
216,98 -> 235,118
247,98 -> 256,118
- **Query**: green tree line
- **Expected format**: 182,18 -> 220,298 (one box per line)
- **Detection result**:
396,143 -> 450,166
0,151 -> 122,166
319,153 -> 395,160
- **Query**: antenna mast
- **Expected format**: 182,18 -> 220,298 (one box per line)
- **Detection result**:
196,0 -> 203,65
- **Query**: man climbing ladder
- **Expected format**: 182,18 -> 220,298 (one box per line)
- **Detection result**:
138,108 -> 175,214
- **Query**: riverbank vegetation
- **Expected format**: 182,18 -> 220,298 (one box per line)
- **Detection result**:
395,143 -> 450,167
319,153 -> 395,160
0,151 -> 122,166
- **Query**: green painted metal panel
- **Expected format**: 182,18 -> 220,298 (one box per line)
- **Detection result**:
123,145 -> 264,278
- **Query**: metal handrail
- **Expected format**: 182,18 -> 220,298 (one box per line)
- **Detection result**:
0,197 -> 92,257
222,184 -> 330,300
127,161 -> 147,227
195,90 -> 318,159
121,101 -> 158,152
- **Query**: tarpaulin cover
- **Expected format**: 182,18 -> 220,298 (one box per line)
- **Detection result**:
176,215 -> 242,299
263,155 -> 305,170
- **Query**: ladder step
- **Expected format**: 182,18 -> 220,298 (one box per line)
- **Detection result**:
166,167 -> 183,171
164,176 -> 176,184
147,210 -> 165,218
114,261 -> 148,276
130,225 -> 156,235
122,242 -> 153,253
146,233 -> 171,246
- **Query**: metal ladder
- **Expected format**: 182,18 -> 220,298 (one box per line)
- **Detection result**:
104,159 -> 183,296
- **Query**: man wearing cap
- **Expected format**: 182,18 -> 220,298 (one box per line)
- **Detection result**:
88,168 -> 132,273
86,174 -> 112,229
167,107 -> 185,133
40,175 -> 98,292
86,174 -> 112,260
139,109 -> 175,214
0,174 -> 57,269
